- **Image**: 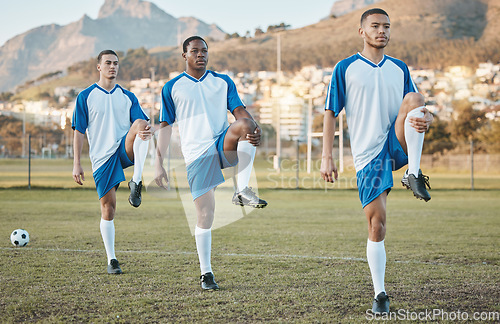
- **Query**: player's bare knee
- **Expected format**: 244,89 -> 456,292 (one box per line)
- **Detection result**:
236,118 -> 256,137
132,119 -> 148,131
197,212 -> 214,228
402,92 -> 425,111
368,223 -> 386,241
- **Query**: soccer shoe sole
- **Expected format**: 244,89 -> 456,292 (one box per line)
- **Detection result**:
232,198 -> 268,208
201,284 -> 220,291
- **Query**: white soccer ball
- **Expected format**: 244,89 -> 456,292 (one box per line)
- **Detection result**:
10,229 -> 30,247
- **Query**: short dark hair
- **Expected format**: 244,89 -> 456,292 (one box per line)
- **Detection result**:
182,36 -> 208,53
97,50 -> 118,63
360,8 -> 389,26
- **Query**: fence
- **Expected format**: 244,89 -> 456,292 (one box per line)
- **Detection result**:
1,136 -> 499,191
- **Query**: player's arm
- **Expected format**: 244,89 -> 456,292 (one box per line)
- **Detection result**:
154,122 -> 172,189
72,130 -> 85,185
232,106 -> 261,146
320,110 -> 338,183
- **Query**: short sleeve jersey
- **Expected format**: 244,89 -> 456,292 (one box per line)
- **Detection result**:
72,83 -> 149,172
160,70 -> 245,165
325,53 -> 418,172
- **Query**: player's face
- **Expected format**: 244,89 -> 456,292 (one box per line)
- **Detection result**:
360,14 -> 391,49
97,54 -> 119,80
183,39 -> 208,73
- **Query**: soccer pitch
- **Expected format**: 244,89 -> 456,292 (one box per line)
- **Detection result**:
1,183 -> 499,322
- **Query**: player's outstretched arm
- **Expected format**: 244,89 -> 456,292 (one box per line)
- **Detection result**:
72,130 -> 85,185
232,106 -> 261,146
154,122 -> 172,189
320,110 -> 338,183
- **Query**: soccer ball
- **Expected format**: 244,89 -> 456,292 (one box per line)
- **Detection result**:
10,229 -> 29,247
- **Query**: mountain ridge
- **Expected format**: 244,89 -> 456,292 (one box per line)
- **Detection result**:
0,0 -> 225,92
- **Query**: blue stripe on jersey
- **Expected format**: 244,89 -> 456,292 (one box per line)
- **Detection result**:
324,54 -> 358,117
385,56 -> 418,95
160,73 -> 185,125
211,71 -> 244,113
72,83 -> 97,134
118,85 -> 150,123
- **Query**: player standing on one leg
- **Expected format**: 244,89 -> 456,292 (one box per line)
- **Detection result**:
320,9 -> 433,314
72,50 -> 152,274
154,36 -> 267,290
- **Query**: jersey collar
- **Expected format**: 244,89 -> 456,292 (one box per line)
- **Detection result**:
183,70 -> 209,83
95,83 -> 119,94
357,53 -> 387,68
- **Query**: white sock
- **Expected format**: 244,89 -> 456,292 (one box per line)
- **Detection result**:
367,239 -> 386,297
100,219 -> 116,264
195,226 -> 212,275
236,141 -> 256,192
404,106 -> 425,177
132,135 -> 149,184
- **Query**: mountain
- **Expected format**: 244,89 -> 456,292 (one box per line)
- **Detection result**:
0,0 -> 225,92
330,0 -> 383,17
151,0 -> 498,73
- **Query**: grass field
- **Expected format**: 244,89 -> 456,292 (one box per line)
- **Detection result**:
0,159 -> 499,322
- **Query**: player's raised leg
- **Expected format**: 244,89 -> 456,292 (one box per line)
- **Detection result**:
395,92 -> 432,201
125,119 -> 151,207
194,189 -> 219,290
100,188 -> 122,274
224,117 -> 267,208
364,192 -> 389,314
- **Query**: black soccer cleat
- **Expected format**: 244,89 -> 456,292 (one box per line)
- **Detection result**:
401,169 -> 431,202
107,259 -> 122,274
232,187 -> 268,208
200,272 -> 219,290
372,292 -> 390,314
128,180 -> 143,207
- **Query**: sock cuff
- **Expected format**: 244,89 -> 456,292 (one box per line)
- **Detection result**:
367,239 -> 385,246
407,106 -> 425,118
134,134 -> 148,142
195,226 -> 212,235
238,140 -> 256,151
100,219 -> 114,224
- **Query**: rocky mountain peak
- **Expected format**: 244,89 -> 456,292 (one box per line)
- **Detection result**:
98,0 -> 160,19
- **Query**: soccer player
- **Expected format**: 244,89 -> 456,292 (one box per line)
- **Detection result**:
72,49 -> 152,274
320,8 -> 433,314
154,36 -> 267,290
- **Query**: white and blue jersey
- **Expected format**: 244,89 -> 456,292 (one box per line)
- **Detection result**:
325,53 -> 417,172
72,83 -> 149,172
160,70 -> 245,165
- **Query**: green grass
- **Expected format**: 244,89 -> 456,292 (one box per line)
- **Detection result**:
2,158 -> 500,190
0,187 -> 499,322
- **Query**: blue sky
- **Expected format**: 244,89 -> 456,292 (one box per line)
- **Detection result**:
1,0 -> 334,46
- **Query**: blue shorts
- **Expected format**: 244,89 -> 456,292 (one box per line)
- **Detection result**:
186,127 -> 237,200
356,122 -> 408,208
93,134 -> 134,199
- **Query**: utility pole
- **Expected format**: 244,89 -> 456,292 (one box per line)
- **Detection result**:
150,67 -> 156,126
274,33 -> 282,173
307,92 -> 313,174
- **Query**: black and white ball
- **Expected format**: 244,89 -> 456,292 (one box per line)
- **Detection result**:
10,229 -> 29,247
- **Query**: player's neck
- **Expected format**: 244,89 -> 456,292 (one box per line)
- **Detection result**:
97,78 -> 117,92
360,47 -> 385,65
185,68 -> 206,80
